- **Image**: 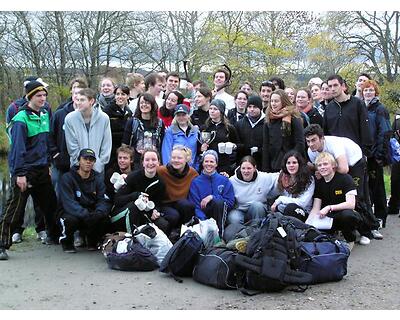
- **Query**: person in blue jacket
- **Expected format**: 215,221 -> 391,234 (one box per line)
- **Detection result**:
161,104 -> 199,169
58,148 -> 111,253
188,150 -> 235,236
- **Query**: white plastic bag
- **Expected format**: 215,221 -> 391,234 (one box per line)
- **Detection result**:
181,218 -> 220,248
134,223 -> 173,265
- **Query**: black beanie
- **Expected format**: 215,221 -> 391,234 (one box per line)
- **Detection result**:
25,80 -> 48,100
247,95 -> 263,110
210,99 -> 226,115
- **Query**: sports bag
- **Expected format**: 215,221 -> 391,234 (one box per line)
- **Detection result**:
298,234 -> 350,284
160,230 -> 204,281
234,214 -> 313,293
193,248 -> 237,290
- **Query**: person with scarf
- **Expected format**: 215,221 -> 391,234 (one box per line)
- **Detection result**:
228,156 -> 279,225
295,88 -> 323,128
270,150 -> 315,222
262,89 -> 305,172
362,79 -> 392,229
157,145 -> 199,228
97,77 -> 116,110
157,90 -> 185,128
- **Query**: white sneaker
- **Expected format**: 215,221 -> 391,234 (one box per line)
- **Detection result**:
37,231 -> 47,243
371,229 -> 383,240
359,235 -> 371,245
12,233 -> 22,244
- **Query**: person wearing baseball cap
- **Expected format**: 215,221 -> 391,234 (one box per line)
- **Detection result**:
58,148 -> 111,253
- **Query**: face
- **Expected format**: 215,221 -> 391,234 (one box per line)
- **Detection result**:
328,79 -> 344,99
235,92 -> 248,111
240,161 -> 256,182
208,105 -> 221,121
71,81 -> 82,93
79,156 -> 95,173
311,85 -> 321,102
142,151 -> 159,176
29,91 -> 47,109
117,151 -> 132,171
175,112 -> 189,126
115,88 -> 129,107
195,92 -> 208,108
321,83 -> 332,101
170,149 -> 187,171
286,156 -> 299,176
306,134 -> 324,152
166,93 -> 179,110
135,80 -> 145,93
202,155 -> 218,175
270,93 -> 282,112
150,80 -> 163,96
100,79 -> 114,96
139,97 -> 152,114
316,158 -> 335,177
71,87 -> 81,109
362,85 -> 376,100
247,104 -> 261,118
260,86 -> 273,103
284,88 -> 295,104
356,75 -> 369,91
76,94 -> 94,112
296,90 -> 310,111
214,72 -> 226,88
240,84 -> 252,95
166,76 -> 180,92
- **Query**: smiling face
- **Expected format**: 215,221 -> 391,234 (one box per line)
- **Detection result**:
195,92 -> 209,108
139,96 -> 152,114
166,76 -> 180,92
170,149 -> 187,172
321,82 -> 332,101
240,161 -> 256,182
100,79 -> 114,96
208,105 -> 222,122
166,92 -> 179,110
310,85 -> 321,102
286,156 -> 299,176
235,92 -> 248,112
214,72 -> 226,88
260,86 -> 273,104
270,93 -> 283,112
175,112 -> 189,126
202,154 -> 218,175
142,151 -> 160,177
115,88 -> 129,107
362,85 -> 376,101
117,151 -> 132,172
29,90 -> 47,110
316,156 -> 336,178
296,90 -> 311,111
284,88 -> 296,104
76,94 -> 94,113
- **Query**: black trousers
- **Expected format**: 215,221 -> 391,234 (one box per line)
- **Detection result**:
0,167 -> 58,249
367,158 -> 388,222
12,197 -> 46,235
388,161 -> 400,215
204,199 -> 227,237
160,199 -> 195,226
329,209 -> 362,242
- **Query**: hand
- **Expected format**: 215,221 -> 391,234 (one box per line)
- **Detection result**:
120,174 -> 127,180
319,206 -> 331,218
271,201 -> 278,212
151,209 -> 160,220
315,171 -> 322,180
16,176 -> 28,192
200,143 -> 209,152
200,195 -> 213,210
220,171 -> 229,178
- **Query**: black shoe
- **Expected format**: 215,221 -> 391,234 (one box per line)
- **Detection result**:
0,247 -> 9,260
388,207 -> 399,215
61,240 -> 76,253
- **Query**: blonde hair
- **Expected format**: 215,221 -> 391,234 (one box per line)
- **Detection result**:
172,145 -> 192,163
315,152 -> 337,167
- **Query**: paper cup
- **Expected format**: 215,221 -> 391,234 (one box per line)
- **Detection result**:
218,142 -> 226,154
225,142 -> 234,154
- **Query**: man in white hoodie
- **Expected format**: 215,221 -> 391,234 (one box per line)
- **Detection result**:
64,88 -> 112,174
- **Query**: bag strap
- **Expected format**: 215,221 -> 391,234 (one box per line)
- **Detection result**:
110,208 -> 134,234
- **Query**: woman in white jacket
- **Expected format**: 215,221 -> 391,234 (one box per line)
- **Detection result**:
228,156 -> 279,225
271,150 -> 315,222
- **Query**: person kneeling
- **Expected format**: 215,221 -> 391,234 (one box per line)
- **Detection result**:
59,149 -> 111,253
306,152 -> 361,250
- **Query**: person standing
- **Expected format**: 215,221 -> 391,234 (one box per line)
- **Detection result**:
212,68 -> 235,112
1,81 -> 58,260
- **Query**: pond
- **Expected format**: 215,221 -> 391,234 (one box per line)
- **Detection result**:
0,156 -> 35,226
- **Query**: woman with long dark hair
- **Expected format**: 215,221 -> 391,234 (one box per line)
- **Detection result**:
158,90 -> 185,128
270,150 -> 315,222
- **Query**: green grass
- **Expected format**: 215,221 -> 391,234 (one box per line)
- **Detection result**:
384,171 -> 391,197
22,227 -> 37,240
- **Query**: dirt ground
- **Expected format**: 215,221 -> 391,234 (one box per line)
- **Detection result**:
0,215 -> 399,310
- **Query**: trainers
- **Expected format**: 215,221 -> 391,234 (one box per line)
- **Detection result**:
371,229 -> 383,240
359,235 -> 371,245
37,231 -> 47,243
74,232 -> 85,247
0,247 -> 9,260
12,233 -> 22,244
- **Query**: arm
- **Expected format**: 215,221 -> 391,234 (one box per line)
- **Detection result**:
60,174 -> 90,218
292,117 -> 305,154
335,154 -> 349,174
273,178 -> 315,209
320,193 -> 356,218
64,116 -> 80,167
262,123 -> 270,171
10,121 -> 28,177
188,180 -> 207,220
94,175 -> 112,216
98,116 -> 112,168
358,101 -> 373,156
161,128 -> 173,165
122,118 -> 134,146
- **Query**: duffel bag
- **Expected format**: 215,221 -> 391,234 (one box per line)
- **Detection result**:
193,248 -> 237,289
298,234 -> 350,284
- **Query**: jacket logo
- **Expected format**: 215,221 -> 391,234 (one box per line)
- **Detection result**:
217,185 -> 224,194
76,191 -> 81,198
335,190 -> 343,195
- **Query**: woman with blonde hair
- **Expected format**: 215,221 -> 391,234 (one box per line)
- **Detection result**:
262,89 -> 305,172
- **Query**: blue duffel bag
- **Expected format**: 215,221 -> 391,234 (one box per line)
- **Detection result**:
298,234 -> 350,284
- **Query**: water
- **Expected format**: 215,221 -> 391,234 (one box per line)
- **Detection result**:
0,156 -> 35,226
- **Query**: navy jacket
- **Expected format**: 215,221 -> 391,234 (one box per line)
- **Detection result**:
6,96 -> 52,124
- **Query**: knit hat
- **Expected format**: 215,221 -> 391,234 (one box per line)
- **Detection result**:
247,95 -> 263,110
23,76 -> 48,89
25,80 -> 48,100
202,149 -> 218,163
174,104 -> 189,115
210,99 -> 226,115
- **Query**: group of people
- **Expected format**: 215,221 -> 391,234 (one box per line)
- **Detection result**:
1,69 -> 399,261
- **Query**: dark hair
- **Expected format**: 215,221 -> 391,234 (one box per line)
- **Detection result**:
234,90 -> 249,100
213,68 -> 228,80
160,90 -> 184,117
69,76 -> 88,90
304,123 -> 324,138
166,72 -> 180,81
116,145 -> 134,161
141,148 -> 161,164
279,150 -> 312,197
134,93 -> 159,127
78,88 -> 96,101
297,88 -> 312,100
197,87 -> 213,100
259,80 -> 276,92
327,74 -> 344,85
240,81 -> 253,90
114,84 -> 130,96
145,73 -> 163,91
269,77 -> 285,90
358,73 -> 372,80
193,80 -> 208,88
239,155 -> 257,168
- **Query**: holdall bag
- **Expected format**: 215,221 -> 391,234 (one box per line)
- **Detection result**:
160,230 -> 204,281
193,248 -> 237,290
298,234 -> 350,284
106,237 -> 159,271
101,232 -> 132,257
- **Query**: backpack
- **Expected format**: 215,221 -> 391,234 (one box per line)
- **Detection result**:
297,234 -> 350,284
193,247 -> 238,290
159,230 -> 204,282
234,214 -> 313,294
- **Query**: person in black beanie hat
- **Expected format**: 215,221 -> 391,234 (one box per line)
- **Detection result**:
234,94 -> 265,168
25,80 -> 48,100
210,99 -> 226,116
